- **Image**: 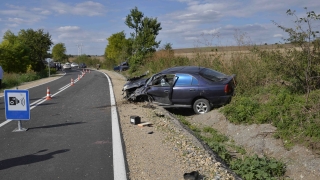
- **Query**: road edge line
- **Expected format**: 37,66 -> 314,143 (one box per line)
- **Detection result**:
103,72 -> 127,180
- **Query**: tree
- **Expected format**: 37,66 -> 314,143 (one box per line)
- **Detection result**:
52,43 -> 67,62
0,39 -> 31,73
105,31 -> 132,63
3,30 -> 17,43
271,8 -> 320,102
125,7 -> 162,68
160,42 -> 173,51
17,29 -> 53,72
125,7 -> 144,39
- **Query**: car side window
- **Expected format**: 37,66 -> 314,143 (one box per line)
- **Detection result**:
191,77 -> 199,85
175,74 -> 197,86
152,74 -> 174,87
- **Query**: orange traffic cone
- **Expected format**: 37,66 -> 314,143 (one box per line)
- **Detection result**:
89,69 -> 91,73
46,87 -> 52,100
71,78 -> 74,86
86,69 -> 88,73
78,74 -> 80,80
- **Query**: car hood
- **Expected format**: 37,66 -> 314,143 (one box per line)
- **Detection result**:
122,71 -> 150,91
123,78 -> 148,91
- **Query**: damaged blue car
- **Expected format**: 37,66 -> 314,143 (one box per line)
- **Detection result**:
122,66 -> 236,114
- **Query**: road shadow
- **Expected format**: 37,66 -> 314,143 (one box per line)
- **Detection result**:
165,106 -> 223,116
28,122 -> 86,130
0,149 -> 70,170
166,108 -> 196,116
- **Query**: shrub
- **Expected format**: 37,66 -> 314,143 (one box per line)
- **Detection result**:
230,154 -> 286,180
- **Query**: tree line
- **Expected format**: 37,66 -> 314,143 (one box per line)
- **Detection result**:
0,29 -> 68,74
104,7 -> 169,72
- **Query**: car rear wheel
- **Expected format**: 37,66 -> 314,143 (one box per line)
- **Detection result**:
193,99 -> 211,114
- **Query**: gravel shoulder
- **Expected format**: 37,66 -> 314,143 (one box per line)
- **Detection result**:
102,70 -> 238,180
103,69 -> 320,180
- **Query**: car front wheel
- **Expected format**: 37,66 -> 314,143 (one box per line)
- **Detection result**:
193,99 -> 211,114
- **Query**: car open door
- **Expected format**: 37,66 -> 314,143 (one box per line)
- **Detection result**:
146,74 -> 175,105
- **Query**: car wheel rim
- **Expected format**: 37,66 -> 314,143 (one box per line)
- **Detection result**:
196,102 -> 207,114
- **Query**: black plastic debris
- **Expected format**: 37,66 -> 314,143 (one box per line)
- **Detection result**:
183,171 -> 199,180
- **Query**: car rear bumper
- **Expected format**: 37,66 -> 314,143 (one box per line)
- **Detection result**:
209,96 -> 232,106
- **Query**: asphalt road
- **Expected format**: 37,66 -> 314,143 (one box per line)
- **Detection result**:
0,68 -> 126,179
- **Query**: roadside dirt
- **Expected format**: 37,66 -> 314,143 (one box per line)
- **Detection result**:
4,70 -> 319,179
104,69 -> 320,180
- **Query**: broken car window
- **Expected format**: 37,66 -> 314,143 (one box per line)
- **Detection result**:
152,74 -> 174,87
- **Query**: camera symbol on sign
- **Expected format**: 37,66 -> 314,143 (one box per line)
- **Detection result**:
9,97 -> 25,106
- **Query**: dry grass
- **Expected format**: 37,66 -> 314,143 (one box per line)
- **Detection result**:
68,55 -> 105,62
173,44 -> 297,60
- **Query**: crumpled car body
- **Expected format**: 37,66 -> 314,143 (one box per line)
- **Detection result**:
122,66 -> 236,114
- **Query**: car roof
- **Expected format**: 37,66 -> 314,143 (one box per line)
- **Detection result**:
160,66 -> 205,74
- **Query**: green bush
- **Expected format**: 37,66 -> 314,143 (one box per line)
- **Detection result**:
221,96 -> 260,124
1,69 -> 56,90
230,154 -> 286,180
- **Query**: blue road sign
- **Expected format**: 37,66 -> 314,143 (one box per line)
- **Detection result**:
4,90 -> 30,120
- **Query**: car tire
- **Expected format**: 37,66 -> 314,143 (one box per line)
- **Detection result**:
193,99 -> 211,114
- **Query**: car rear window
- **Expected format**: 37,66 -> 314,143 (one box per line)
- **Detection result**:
199,68 -> 228,82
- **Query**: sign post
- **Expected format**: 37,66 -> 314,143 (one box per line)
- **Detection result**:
4,89 -> 30,132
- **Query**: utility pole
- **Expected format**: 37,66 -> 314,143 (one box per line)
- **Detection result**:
77,44 -> 84,56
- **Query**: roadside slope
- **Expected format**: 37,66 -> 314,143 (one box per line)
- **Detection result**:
101,69 -> 239,179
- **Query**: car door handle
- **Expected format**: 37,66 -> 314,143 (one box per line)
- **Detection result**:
164,90 -> 169,93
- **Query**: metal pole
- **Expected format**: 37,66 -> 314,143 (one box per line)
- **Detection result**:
18,121 -> 22,130
48,59 -> 51,77
12,86 -> 28,132
13,120 -> 27,132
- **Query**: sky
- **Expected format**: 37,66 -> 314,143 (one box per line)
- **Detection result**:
0,0 -> 320,56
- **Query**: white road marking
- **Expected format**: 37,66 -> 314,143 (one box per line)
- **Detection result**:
0,73 -> 78,127
0,72 -> 128,180
103,72 -> 127,180
0,120 -> 12,127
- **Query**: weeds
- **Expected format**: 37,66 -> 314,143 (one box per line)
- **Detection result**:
176,115 -> 286,179
229,155 -> 286,180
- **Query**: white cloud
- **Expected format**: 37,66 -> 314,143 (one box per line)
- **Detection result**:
185,36 -> 197,40
200,28 -> 221,34
0,4 -> 46,25
32,8 -> 51,15
273,34 -> 283,38
50,1 -> 107,16
57,26 -> 81,32
95,38 -> 107,42
8,17 -> 25,24
5,23 -> 19,28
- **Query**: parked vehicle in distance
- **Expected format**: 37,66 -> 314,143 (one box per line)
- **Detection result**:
114,61 -> 129,71
79,63 -> 87,68
63,62 -> 71,69
122,66 -> 236,114
71,62 -> 79,68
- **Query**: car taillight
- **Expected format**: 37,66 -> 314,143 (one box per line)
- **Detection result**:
224,84 -> 231,94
